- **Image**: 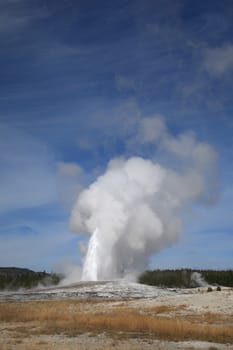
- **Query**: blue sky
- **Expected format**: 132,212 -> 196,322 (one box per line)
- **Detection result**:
0,0 -> 233,272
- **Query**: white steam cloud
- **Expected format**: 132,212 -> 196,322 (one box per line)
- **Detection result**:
70,117 -> 218,281
191,272 -> 209,287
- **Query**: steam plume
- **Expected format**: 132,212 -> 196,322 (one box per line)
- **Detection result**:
70,117 -> 217,281
191,272 -> 209,287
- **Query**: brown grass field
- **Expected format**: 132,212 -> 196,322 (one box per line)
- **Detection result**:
0,290 -> 233,350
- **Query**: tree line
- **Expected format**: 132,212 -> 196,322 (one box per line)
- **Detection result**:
0,267 -> 61,290
138,269 -> 233,288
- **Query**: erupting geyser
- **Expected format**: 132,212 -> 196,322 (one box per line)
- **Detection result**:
81,227 -> 100,281
70,118 -> 218,281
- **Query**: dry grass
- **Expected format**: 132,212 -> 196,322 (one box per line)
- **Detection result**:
145,304 -> 187,314
0,300 -> 232,344
0,342 -> 145,350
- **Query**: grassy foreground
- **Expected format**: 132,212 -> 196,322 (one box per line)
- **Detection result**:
0,299 -> 232,345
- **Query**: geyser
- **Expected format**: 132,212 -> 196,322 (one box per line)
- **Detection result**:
70,118 -> 217,281
81,227 -> 100,281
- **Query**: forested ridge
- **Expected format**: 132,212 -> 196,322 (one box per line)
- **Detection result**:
0,267 -> 61,290
139,269 -> 233,288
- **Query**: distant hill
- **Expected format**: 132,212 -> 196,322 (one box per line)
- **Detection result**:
0,267 -> 62,290
0,267 -> 37,277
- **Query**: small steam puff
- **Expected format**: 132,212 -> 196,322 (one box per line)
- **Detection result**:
191,272 -> 209,287
70,119 -> 217,281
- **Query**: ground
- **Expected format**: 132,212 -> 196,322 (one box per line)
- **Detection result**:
0,282 -> 232,349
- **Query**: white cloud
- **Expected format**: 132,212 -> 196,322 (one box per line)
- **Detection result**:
202,44 -> 233,76
128,114 -> 217,168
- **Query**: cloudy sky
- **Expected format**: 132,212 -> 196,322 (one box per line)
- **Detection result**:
0,0 -> 233,272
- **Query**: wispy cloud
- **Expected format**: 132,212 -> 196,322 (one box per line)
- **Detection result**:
0,218 -> 79,270
115,75 -> 136,91
0,0 -> 49,35
202,44 -> 233,76
0,124 -> 57,213
57,162 -> 84,209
